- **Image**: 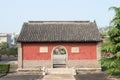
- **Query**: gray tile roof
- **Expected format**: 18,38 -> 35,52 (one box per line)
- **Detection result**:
17,21 -> 102,42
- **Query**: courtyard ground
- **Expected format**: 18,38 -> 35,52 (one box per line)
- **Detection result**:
75,72 -> 120,80
0,72 -> 120,80
0,58 -> 120,80
0,74 -> 43,80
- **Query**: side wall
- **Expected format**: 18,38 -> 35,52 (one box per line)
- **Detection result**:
19,42 -> 101,68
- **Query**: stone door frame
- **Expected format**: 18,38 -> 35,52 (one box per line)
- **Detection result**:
51,45 -> 68,68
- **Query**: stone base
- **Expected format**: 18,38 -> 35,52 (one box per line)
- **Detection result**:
20,60 -> 101,70
76,68 -> 101,74
23,60 -> 51,68
67,60 -> 101,68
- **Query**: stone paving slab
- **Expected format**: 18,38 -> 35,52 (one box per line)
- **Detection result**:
42,74 -> 75,80
0,74 -> 43,80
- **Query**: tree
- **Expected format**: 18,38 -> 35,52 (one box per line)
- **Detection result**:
0,42 -> 17,57
101,7 -> 120,74
0,42 -> 9,55
109,7 -> 120,27
9,45 -> 17,56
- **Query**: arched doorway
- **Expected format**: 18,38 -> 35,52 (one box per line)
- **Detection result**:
52,45 -> 67,68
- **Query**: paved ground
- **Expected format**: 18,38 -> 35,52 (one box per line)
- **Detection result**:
0,72 -> 119,80
74,72 -> 118,80
0,74 -> 43,80
42,72 -> 117,80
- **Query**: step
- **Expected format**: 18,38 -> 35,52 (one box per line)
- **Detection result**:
42,74 -> 75,80
17,68 -> 43,75
53,64 -> 66,68
46,68 -> 76,75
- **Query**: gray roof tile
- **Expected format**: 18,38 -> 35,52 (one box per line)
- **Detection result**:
17,21 -> 102,42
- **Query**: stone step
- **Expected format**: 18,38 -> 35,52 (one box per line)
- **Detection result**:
17,68 -> 43,75
53,64 -> 66,68
42,74 -> 75,80
46,68 -> 76,75
17,68 -> 76,75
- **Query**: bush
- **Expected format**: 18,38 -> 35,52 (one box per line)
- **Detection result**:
101,66 -> 108,71
0,64 -> 10,73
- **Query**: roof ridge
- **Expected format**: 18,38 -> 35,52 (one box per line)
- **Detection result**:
28,21 -> 90,23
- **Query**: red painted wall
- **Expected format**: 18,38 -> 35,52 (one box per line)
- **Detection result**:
22,43 -> 97,60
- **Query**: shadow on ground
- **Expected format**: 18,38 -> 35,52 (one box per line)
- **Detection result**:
74,72 -> 109,80
0,74 -> 43,80
0,73 -> 7,78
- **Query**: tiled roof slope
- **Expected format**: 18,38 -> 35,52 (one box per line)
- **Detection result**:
17,21 -> 102,42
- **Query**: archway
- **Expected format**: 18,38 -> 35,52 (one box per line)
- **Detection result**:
52,45 -> 67,68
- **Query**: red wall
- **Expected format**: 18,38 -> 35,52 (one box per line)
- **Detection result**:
22,43 -> 97,60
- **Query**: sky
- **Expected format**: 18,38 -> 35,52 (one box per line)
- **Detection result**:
0,0 -> 120,33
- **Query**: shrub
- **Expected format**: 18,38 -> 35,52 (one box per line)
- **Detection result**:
0,64 -> 10,73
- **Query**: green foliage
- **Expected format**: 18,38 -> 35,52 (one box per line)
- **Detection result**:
115,52 -> 120,57
0,42 -> 9,55
108,28 -> 120,44
101,45 -> 115,53
0,64 -> 10,73
0,42 -> 17,56
109,7 -> 120,27
101,6 -> 120,75
9,45 -> 18,56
